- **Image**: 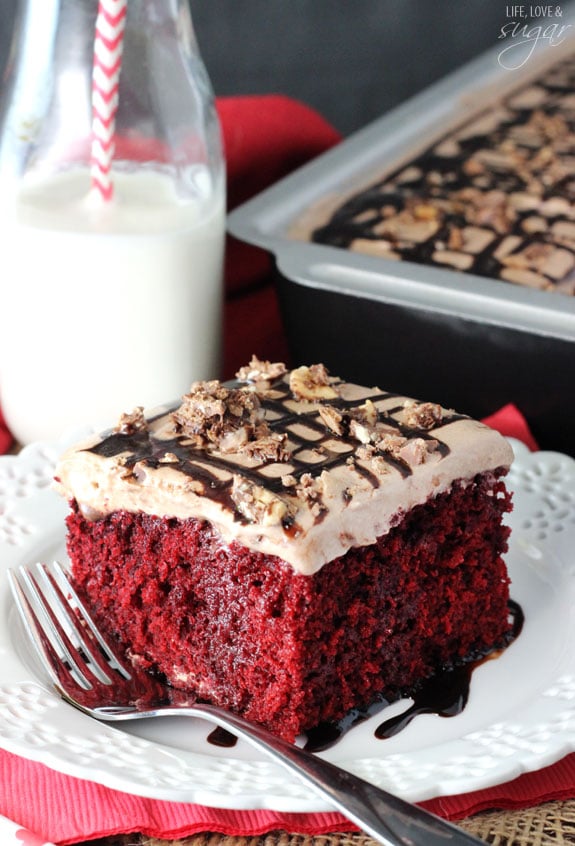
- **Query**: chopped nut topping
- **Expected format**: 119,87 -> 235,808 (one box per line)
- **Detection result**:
474,148 -> 520,173
171,380 -> 280,454
236,355 -> 288,387
531,108 -> 569,142
159,452 -> 179,464
356,444 -> 377,461
350,399 -> 379,428
376,433 -> 409,456
349,419 -> 372,445
447,226 -> 464,250
395,165 -> 423,184
289,364 -> 340,401
351,424 -> 436,470
413,203 -> 439,221
402,401 -> 443,430
432,250 -> 474,271
242,432 -> 290,463
349,238 -> 401,260
397,438 -> 430,467
372,453 -> 393,475
114,407 -> 148,435
462,158 -> 485,177
500,266 -> 550,289
464,189 -> 516,235
294,472 -> 326,519
501,241 -> 575,280
217,426 -> 251,454
184,479 -> 205,495
521,216 -> 548,235
304,60 -> 575,298
376,209 -> 441,243
231,477 -> 290,526
131,461 -> 147,483
355,443 -> 391,475
551,220 -> 575,246
317,405 -> 344,435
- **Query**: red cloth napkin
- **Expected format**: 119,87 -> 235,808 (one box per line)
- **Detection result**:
2,395 -> 572,845
482,403 -> 539,452
0,407 -> 12,455
218,94 -> 342,378
2,747 -> 575,846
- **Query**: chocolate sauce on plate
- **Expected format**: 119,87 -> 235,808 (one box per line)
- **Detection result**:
206,600 -> 524,752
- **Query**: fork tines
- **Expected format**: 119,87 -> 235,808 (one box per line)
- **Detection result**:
8,561 -> 131,692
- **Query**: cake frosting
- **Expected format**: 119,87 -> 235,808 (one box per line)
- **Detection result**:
54,357 -> 514,575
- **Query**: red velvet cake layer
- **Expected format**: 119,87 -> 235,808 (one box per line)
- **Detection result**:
66,470 -> 512,742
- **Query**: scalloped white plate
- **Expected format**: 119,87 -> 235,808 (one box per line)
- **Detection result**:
0,435 -> 574,811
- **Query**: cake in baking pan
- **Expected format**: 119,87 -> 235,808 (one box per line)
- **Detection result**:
293,56 -> 575,295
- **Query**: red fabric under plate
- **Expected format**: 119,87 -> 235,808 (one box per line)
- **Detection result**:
0,406 -> 12,455
1,400 -> 570,846
0,747 -> 574,846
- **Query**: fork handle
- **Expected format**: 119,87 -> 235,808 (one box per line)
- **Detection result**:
142,703 -> 483,846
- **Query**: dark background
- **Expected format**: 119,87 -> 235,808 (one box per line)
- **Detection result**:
1,1 -> 509,136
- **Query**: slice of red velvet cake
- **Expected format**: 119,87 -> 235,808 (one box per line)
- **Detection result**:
54,358 -> 514,742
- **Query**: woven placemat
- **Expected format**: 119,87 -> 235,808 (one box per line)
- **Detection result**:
462,799 -> 575,844
82,798 -> 575,846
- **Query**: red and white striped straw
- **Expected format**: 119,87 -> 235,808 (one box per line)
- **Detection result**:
90,0 -> 127,202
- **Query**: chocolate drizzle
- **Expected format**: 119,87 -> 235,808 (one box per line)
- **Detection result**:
87,379 -> 463,527
376,599 -> 524,744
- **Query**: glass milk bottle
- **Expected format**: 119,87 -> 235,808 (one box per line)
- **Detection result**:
0,0 -> 226,444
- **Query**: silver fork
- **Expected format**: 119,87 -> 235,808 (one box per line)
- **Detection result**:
8,561 -> 485,846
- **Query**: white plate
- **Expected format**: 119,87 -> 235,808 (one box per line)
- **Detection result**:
0,435 -> 574,811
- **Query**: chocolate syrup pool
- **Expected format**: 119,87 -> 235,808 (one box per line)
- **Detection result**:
207,599 -> 524,752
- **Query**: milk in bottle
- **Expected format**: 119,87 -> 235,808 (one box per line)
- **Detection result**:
0,0 -> 226,443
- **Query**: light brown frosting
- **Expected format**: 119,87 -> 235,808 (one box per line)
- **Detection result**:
54,360 -> 514,575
